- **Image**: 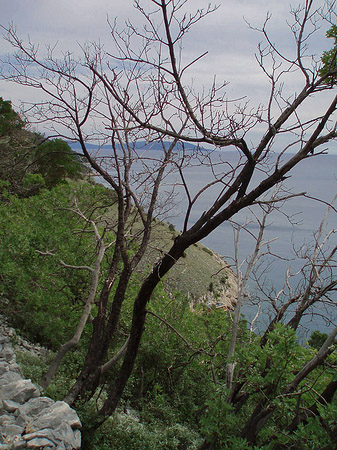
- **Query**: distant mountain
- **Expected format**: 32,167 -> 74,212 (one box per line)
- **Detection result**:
68,140 -> 204,153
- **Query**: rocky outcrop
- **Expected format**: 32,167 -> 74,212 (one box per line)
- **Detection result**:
0,319 -> 81,450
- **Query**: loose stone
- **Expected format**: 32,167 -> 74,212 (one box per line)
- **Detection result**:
0,315 -> 81,449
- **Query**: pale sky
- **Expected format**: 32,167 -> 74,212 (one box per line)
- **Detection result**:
0,0 -> 335,150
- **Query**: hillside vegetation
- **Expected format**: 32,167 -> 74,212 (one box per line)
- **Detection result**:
1,100 -> 336,450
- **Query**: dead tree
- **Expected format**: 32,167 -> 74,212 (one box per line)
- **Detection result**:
38,205 -> 115,389
225,198 -> 336,390
259,197 -> 337,346
226,190 -> 281,391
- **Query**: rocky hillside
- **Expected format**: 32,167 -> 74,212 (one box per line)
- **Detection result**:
139,218 -> 237,310
0,315 -> 81,450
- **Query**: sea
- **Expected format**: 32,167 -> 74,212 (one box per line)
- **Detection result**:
91,146 -> 337,339
164,151 -> 337,340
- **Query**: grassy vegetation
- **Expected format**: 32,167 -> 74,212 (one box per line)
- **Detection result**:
139,218 -> 236,307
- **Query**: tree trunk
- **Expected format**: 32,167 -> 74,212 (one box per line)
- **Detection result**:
64,266 -> 131,405
82,238 -> 188,433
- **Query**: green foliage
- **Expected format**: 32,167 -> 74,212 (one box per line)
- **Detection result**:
0,179 -> 11,200
44,350 -> 87,400
92,282 -> 235,449
15,350 -> 48,384
34,138 -> 83,188
202,246 -> 213,256
117,286 -> 223,424
220,275 -> 228,285
82,411 -> 202,450
0,97 -> 25,136
200,386 -> 253,450
22,173 -> 46,195
0,180 -> 112,349
197,323 -> 337,449
0,100 -> 84,197
308,330 -> 328,350
320,25 -> 337,85
168,223 -> 175,232
15,340 -> 88,402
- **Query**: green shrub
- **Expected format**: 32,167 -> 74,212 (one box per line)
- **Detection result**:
202,247 -> 213,256
0,181 -> 112,349
83,412 -> 201,450
308,330 -> 328,350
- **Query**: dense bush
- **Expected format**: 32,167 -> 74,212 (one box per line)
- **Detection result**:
0,98 -> 84,197
0,180 -> 113,348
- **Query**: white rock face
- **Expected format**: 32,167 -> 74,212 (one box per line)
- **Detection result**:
0,317 -> 81,450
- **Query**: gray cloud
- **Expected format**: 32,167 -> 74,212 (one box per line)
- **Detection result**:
0,0 -> 334,143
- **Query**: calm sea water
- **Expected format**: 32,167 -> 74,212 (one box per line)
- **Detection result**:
96,148 -> 337,337
166,151 -> 337,338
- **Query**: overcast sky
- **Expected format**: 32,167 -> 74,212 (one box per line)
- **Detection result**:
0,0 -> 335,150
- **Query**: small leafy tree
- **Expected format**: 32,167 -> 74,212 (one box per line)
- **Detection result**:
0,126 -> 83,196
320,24 -> 337,85
0,99 -> 83,196
0,97 -> 24,136
34,138 -> 83,188
308,330 -> 329,350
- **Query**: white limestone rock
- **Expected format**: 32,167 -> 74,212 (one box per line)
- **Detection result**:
1,423 -> 24,437
30,402 -> 81,431
2,399 -> 20,413
26,437 -> 56,448
0,315 -> 82,449
18,397 -> 54,418
0,379 -> 40,404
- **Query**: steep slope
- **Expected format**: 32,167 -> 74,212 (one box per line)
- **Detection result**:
141,219 -> 237,309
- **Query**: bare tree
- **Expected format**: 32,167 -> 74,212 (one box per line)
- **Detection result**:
1,0 -> 337,433
225,188 -> 282,392
259,196 -> 337,346
38,205 -> 115,389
